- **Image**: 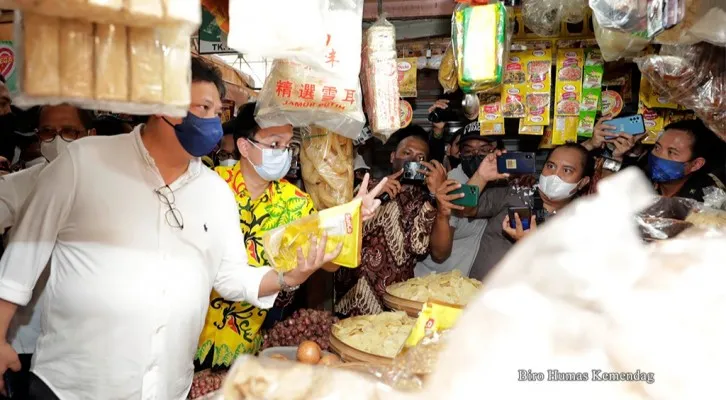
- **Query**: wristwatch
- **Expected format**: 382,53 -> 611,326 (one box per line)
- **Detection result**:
602,157 -> 622,173
278,271 -> 300,293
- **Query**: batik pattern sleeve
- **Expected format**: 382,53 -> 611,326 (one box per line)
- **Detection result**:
0,149 -> 76,305
402,188 -> 437,256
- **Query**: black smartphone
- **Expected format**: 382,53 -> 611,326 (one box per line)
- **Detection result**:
497,152 -> 536,175
508,207 -> 533,230
402,161 -> 426,183
4,370 -> 17,398
450,184 -> 480,207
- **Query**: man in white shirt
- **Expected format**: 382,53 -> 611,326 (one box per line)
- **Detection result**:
0,58 -> 342,399
0,104 -> 95,399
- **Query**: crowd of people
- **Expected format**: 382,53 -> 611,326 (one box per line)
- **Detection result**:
0,55 -> 725,399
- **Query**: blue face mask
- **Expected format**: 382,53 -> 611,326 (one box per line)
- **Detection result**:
648,152 -> 687,183
164,113 -> 223,157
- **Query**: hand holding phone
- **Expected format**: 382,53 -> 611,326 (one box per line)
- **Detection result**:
449,184 -> 479,208
503,206 -> 537,242
603,115 -> 646,138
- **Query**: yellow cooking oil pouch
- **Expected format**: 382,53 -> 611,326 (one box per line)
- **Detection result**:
404,301 -> 463,349
263,198 -> 363,271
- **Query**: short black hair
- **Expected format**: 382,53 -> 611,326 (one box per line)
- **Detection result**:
191,56 -> 226,99
232,102 -> 260,143
38,104 -> 95,130
547,142 -> 594,179
663,119 -> 712,161
93,115 -> 130,136
394,124 -> 429,150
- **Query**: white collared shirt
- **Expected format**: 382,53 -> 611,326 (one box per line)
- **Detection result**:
0,126 -> 277,400
0,161 -> 50,355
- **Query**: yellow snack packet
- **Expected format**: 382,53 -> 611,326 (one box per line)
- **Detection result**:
262,198 -> 363,272
404,301 -> 463,349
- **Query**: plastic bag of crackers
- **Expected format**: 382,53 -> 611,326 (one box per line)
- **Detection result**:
12,11 -> 191,117
299,126 -> 354,210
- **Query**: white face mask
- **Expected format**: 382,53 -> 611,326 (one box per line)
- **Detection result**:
219,159 -> 238,167
40,139 -> 71,162
249,141 -> 292,182
538,174 -> 579,201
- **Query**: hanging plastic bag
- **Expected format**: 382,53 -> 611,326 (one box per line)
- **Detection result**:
361,15 -> 401,142
636,43 -> 726,140
589,0 -> 648,33
255,60 -> 365,140
592,18 -> 651,62
655,0 -> 726,46
299,126 -> 354,210
437,45 -> 458,94
522,0 -> 588,37
452,2 -> 509,93
227,0 -> 328,62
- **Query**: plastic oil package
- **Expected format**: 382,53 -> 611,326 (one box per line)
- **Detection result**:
592,18 -> 651,62
636,196 -> 701,241
361,15 -> 401,142
227,0 -> 328,63
299,126 -> 354,210
589,0 -> 648,33
437,45 -> 458,94
452,2 -> 510,93
417,168 -> 726,400
522,0 -> 588,37
636,43 -> 726,139
655,0 -> 726,47
262,198 -> 363,271
220,355 -> 402,400
12,11 -> 190,117
254,60 -> 366,140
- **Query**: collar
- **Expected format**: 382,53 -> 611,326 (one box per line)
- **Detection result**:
131,125 -> 202,189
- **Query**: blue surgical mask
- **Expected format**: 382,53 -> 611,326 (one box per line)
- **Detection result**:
248,140 -> 292,181
648,152 -> 687,183
165,113 -> 223,157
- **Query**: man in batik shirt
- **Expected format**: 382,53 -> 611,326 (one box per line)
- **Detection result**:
196,104 -> 315,368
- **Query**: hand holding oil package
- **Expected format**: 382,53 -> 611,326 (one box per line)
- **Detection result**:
262,198 -> 363,272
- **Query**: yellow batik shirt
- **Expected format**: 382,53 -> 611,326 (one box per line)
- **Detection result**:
196,162 -> 315,367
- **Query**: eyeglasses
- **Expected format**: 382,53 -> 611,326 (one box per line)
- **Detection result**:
460,145 -> 496,158
248,137 -> 299,154
155,185 -> 184,230
216,149 -> 235,161
36,127 -> 86,143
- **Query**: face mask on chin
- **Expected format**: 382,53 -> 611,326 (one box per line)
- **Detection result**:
248,140 -> 292,182
219,158 -> 238,167
40,139 -> 71,162
538,174 -> 580,201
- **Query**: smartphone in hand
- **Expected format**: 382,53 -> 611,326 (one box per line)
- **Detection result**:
603,114 -> 646,137
450,184 -> 479,207
497,152 -> 536,175
508,207 -> 533,230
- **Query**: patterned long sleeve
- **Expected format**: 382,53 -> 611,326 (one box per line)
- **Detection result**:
405,201 -> 436,256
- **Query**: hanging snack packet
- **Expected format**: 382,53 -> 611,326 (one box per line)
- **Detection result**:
263,198 -> 363,271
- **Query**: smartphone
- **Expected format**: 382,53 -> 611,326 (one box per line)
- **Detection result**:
508,207 -> 533,230
604,114 -> 646,136
3,370 -> 17,398
497,152 -> 536,175
450,184 -> 480,207
402,161 -> 426,183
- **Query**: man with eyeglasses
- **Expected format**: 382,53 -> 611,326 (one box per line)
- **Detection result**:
0,103 -> 95,398
0,57 -> 381,400
416,121 -> 508,278
196,103 -> 319,371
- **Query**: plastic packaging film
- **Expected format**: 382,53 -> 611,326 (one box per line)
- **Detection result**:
522,0 -> 588,37
636,43 -> 726,139
60,19 -> 94,99
94,23 -> 129,102
128,27 -> 164,104
654,0 -> 726,46
299,126 -> 354,210
255,60 -> 366,140
20,13 -> 61,98
592,18 -> 650,62
437,45 -> 458,94
361,16 -> 401,142
588,0 -> 648,33
159,27 -> 191,107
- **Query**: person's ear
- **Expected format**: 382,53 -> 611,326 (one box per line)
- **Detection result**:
237,137 -> 250,159
390,151 -> 395,164
688,157 -> 706,173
